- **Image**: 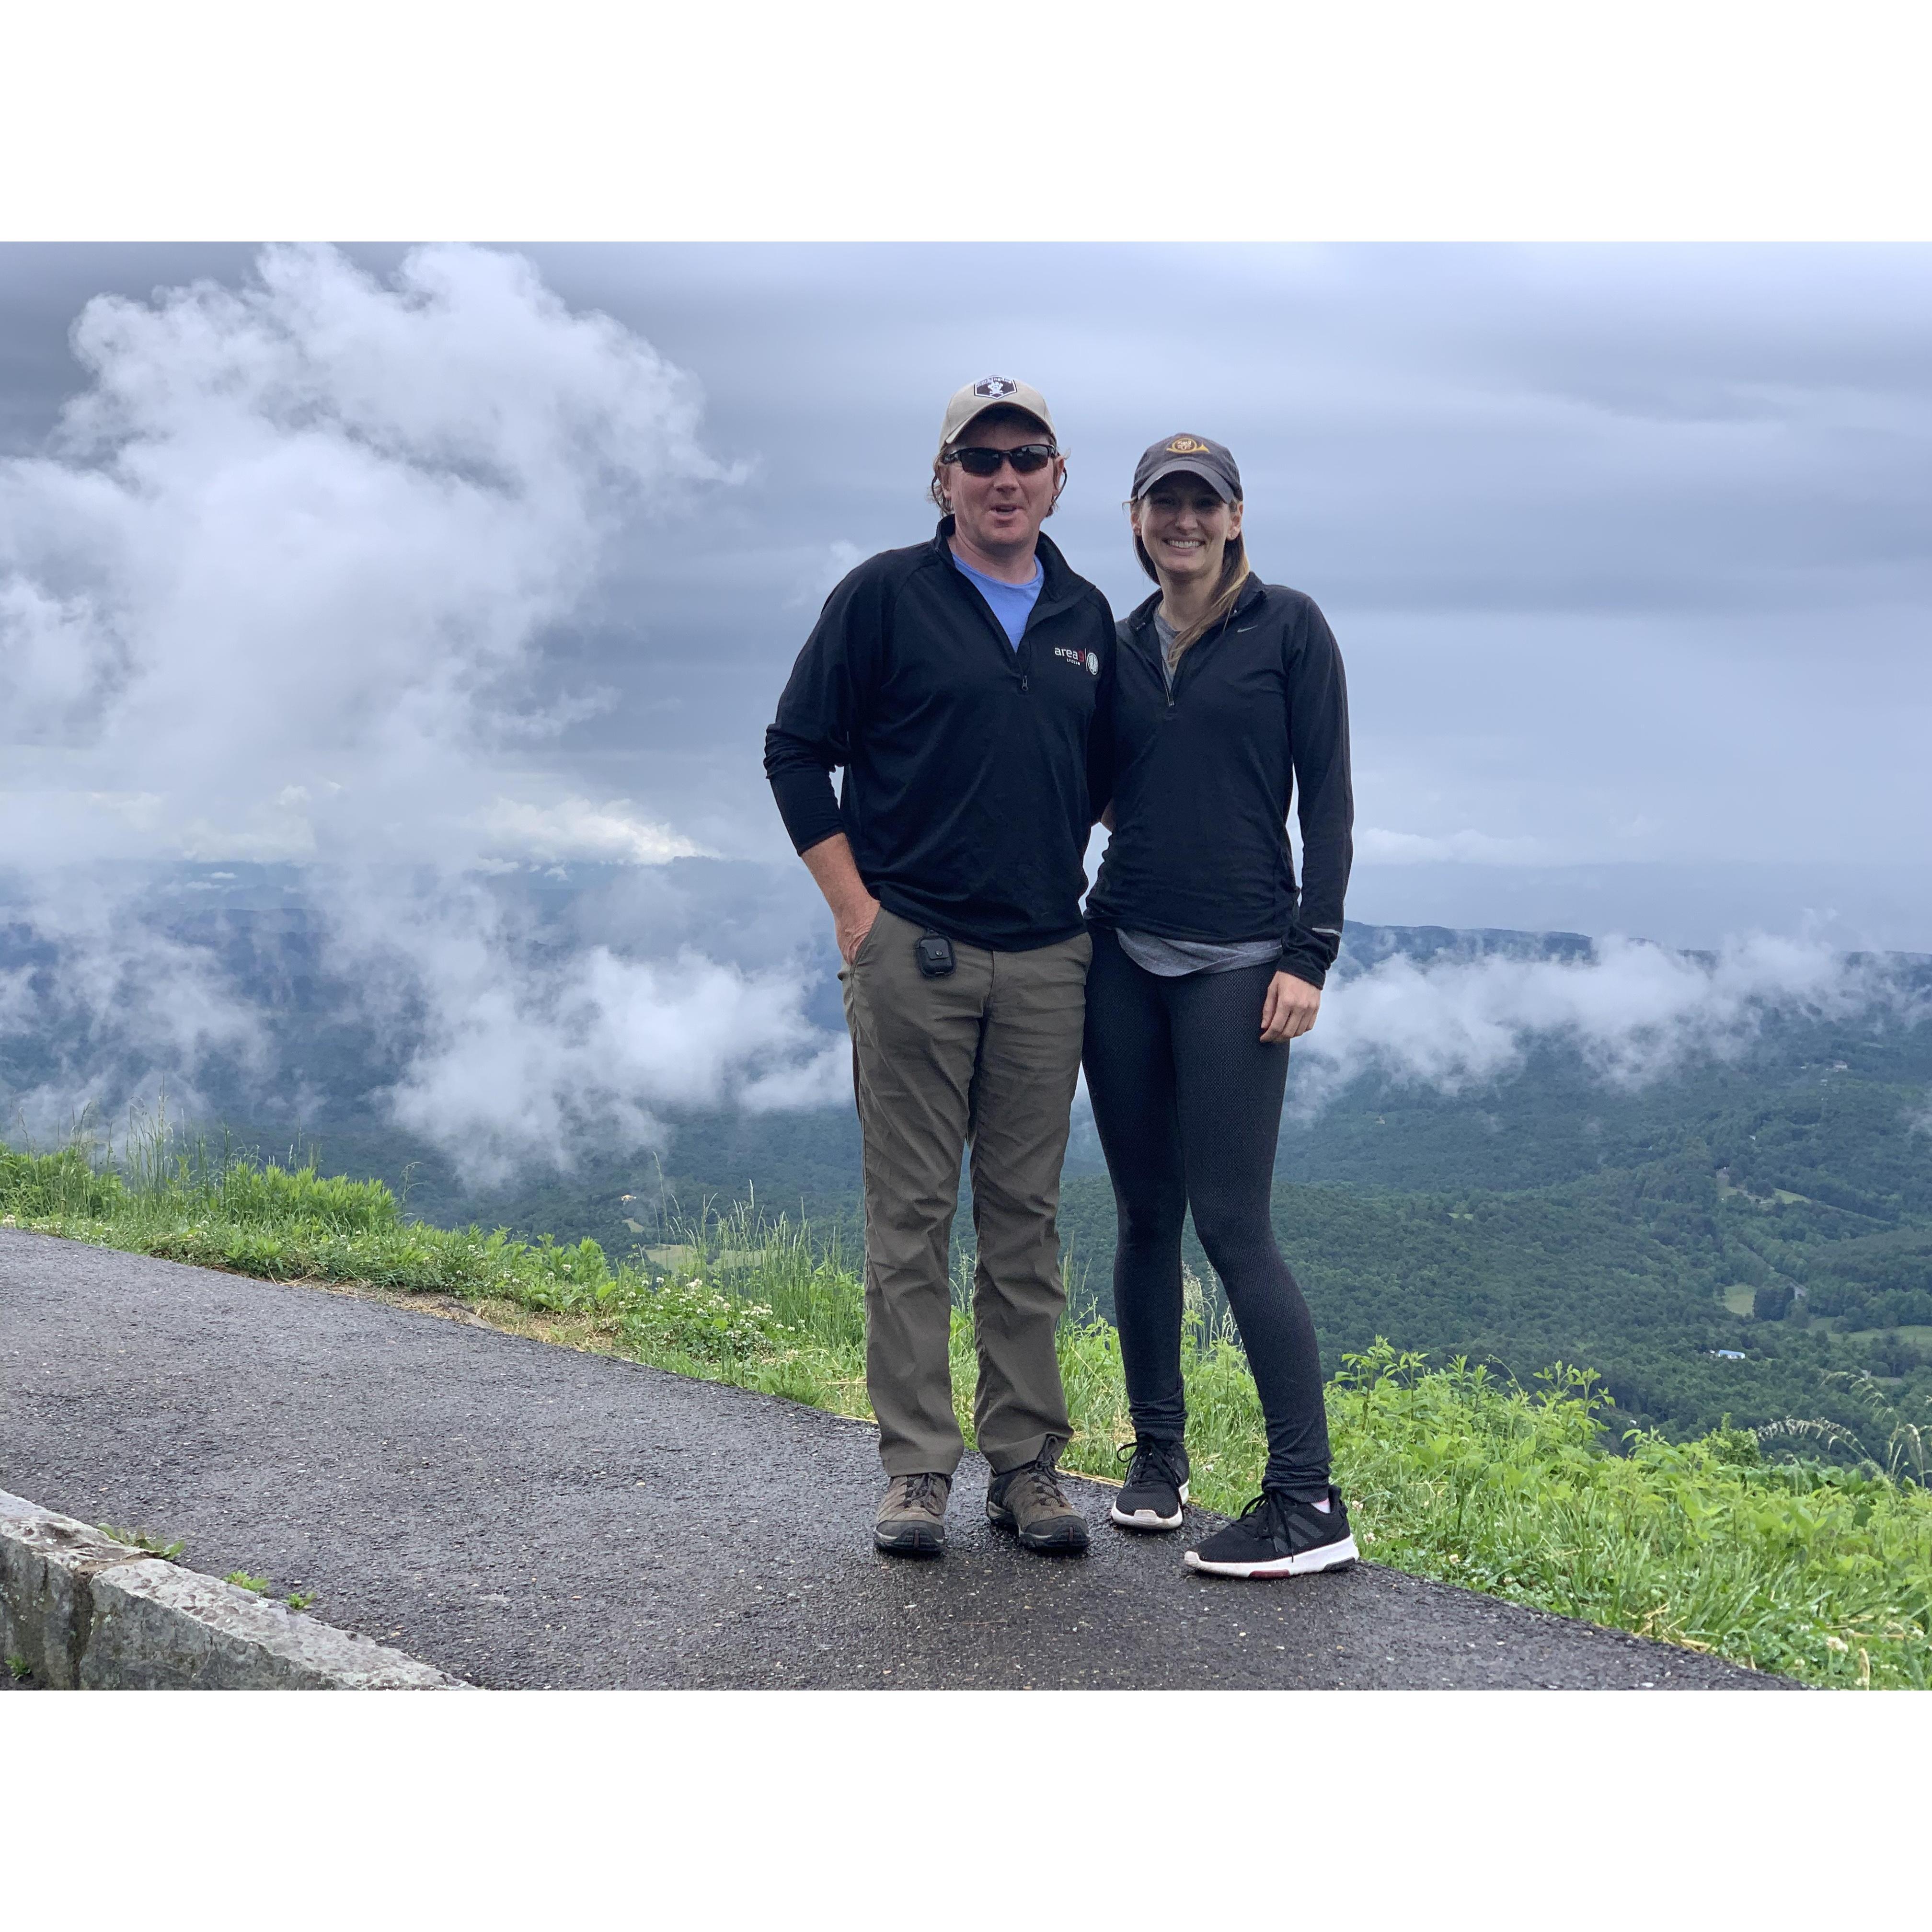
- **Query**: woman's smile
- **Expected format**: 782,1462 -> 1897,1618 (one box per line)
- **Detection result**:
1135,474 -> 1239,588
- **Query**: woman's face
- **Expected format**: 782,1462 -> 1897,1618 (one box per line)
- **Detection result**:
1132,473 -> 1243,586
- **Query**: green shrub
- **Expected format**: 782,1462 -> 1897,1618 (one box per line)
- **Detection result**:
620,1275 -> 779,1364
0,1145 -> 125,1220
208,1161 -> 398,1233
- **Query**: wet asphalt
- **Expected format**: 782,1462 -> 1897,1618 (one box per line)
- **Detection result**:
0,1229 -> 1780,1690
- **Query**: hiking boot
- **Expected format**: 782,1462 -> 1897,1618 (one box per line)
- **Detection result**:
874,1472 -> 951,1556
1184,1485 -> 1358,1579
1111,1436 -> 1190,1532
986,1448 -> 1090,1553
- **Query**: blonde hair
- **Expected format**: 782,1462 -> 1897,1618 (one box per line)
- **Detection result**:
1132,512 -> 1251,666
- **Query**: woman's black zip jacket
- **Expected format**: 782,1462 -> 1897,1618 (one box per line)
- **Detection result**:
1084,576 -> 1353,988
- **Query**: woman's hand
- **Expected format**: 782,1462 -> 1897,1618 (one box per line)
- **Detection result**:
1260,970 -> 1321,1043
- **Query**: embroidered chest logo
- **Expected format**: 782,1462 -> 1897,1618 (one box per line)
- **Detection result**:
1053,645 -> 1101,677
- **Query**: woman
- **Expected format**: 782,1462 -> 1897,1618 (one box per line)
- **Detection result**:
1083,432 -> 1356,1578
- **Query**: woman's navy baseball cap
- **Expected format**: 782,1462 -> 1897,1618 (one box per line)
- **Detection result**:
1132,432 -> 1242,503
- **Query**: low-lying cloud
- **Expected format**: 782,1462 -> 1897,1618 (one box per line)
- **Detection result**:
343,876 -> 843,1184
0,886 -> 270,1136
1292,932 -> 1910,1112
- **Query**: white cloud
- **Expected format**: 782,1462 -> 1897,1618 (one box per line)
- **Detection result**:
0,577 -> 124,739
741,1040 -> 851,1113
1294,932 -> 1894,1108
0,241 -> 732,870
0,889 -> 270,1139
374,909 -> 842,1184
474,796 -> 713,865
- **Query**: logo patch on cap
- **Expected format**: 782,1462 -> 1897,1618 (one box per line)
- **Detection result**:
973,376 -> 1019,398
1165,435 -> 1210,454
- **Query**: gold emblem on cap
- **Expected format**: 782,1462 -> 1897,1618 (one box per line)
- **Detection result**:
1165,435 -> 1210,454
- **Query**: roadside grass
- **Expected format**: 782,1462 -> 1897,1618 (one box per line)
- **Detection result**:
6,1130 -> 1930,1689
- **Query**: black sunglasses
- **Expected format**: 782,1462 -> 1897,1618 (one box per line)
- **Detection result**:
942,442 -> 1058,476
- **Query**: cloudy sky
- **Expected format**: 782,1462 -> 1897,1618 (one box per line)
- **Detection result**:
4,242 -> 1930,950
1,241 -> 1927,1164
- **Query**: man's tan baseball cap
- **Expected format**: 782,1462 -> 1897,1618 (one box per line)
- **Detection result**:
938,374 -> 1058,453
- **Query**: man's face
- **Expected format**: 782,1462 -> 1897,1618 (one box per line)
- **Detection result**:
944,410 -> 1065,563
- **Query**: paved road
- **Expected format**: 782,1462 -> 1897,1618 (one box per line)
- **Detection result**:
0,1230 -> 1777,1690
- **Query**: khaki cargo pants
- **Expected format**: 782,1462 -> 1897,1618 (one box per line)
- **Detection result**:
841,905 -> 1091,1478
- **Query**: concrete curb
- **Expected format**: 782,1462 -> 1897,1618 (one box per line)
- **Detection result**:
0,1490 -> 471,1690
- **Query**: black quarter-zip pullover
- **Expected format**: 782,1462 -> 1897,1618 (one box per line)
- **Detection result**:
764,517 -> 1116,951
1084,577 -> 1353,987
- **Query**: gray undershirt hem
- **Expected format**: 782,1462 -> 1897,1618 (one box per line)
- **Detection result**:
1116,930 -> 1285,978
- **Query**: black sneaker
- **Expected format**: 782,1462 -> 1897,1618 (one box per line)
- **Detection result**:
1110,1437 -> 1190,1532
1184,1485 -> 1357,1579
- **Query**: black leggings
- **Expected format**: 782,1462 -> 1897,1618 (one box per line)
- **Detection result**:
1081,924 -> 1331,1498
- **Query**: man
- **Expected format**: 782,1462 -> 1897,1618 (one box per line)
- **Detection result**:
764,376 -> 1115,1557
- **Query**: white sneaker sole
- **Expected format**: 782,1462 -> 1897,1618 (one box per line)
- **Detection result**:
1184,1533 -> 1358,1579
1110,1481 -> 1189,1533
